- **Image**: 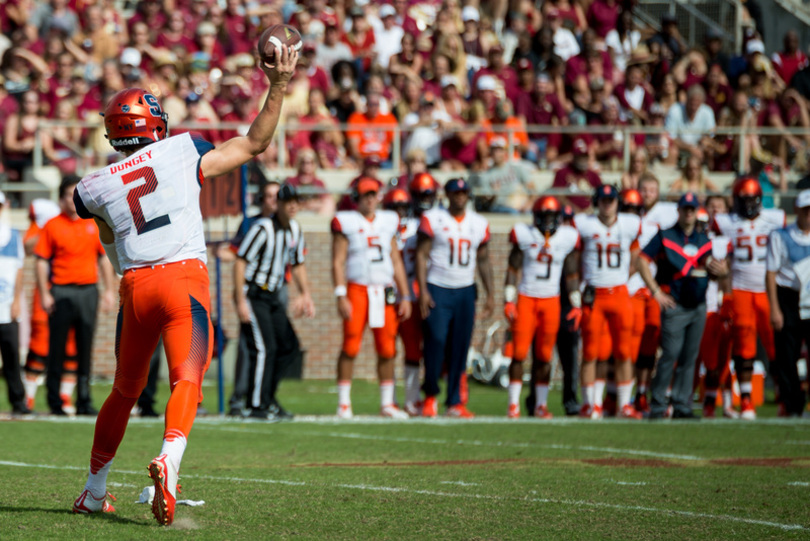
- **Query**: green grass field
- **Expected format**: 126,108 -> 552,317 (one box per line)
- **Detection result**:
2,380 -> 810,540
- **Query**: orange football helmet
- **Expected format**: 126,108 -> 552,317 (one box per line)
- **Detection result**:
409,172 -> 438,212
620,189 -> 643,214
532,195 -> 562,234
732,175 -> 762,219
383,188 -> 411,209
102,89 -> 169,150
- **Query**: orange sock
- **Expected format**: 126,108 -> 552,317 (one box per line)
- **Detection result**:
164,381 -> 198,440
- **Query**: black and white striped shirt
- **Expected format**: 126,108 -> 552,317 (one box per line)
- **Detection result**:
237,216 -> 305,292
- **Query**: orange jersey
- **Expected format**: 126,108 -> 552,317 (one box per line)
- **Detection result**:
34,213 -> 104,285
346,112 -> 397,161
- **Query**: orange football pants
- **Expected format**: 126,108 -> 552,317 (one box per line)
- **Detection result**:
730,290 -> 775,361
114,260 -> 213,401
582,286 -> 633,362
342,282 -> 399,359
630,290 -> 661,361
511,294 -> 561,363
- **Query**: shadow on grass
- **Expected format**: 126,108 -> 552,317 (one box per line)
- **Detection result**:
0,505 -> 147,525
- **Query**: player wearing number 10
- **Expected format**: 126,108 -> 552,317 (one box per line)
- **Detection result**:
70,45 -> 299,525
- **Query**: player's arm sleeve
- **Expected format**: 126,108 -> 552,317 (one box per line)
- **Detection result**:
481,223 -> 491,245
418,215 -> 434,238
641,231 -> 662,261
765,230 -> 784,272
190,132 -> 216,186
73,184 -> 97,220
330,215 -> 345,235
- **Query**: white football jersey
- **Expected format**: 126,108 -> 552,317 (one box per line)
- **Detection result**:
331,209 -> 400,286
0,227 -> 23,324
420,208 -> 490,289
399,216 -> 420,278
510,223 -> 580,298
74,132 -> 214,271
712,209 -> 786,293
575,212 -> 642,288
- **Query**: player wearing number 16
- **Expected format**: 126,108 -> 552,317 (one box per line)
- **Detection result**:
416,178 -> 494,418
70,44 -> 299,525
574,185 -> 644,420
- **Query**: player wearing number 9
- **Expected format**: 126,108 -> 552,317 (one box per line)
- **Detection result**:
503,196 -> 581,419
70,43 -> 298,525
710,176 -> 786,419
574,184 -> 644,420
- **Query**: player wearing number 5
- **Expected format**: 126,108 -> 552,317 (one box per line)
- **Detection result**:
70,45 -> 299,525
504,196 -> 581,419
710,177 -> 785,419
575,185 -> 643,420
416,178 -> 494,418
331,176 -> 412,419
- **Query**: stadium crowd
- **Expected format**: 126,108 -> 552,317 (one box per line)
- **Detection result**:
1,0 -> 810,423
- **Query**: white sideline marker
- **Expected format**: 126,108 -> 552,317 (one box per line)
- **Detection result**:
0,460 -> 806,532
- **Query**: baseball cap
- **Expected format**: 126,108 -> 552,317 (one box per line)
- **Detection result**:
573,138 -> 589,156
678,192 -> 700,209
120,47 -> 142,67
477,75 -> 497,92
546,8 -> 560,19
462,6 -> 480,22
661,13 -> 678,24
796,189 -> 810,208
197,21 -> 217,36
444,178 -> 471,193
490,136 -> 508,148
0,191 -> 5,206
363,156 -> 382,168
517,58 -> 533,71
594,184 -> 619,201
746,39 -> 765,55
440,75 -> 459,88
379,4 -> 396,18
277,183 -> 299,201
705,27 -> 724,40
356,177 -> 382,196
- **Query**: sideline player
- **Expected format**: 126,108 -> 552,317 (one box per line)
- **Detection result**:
331,176 -> 412,419
711,177 -> 785,419
394,173 -> 439,416
416,178 -> 494,418
575,185 -> 643,419
71,45 -> 298,525
504,196 -> 580,418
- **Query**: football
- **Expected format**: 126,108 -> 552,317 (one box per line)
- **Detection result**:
257,24 -> 303,66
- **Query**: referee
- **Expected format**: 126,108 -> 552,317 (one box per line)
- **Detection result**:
234,184 -> 315,420
636,192 -> 729,419
766,189 -> 810,417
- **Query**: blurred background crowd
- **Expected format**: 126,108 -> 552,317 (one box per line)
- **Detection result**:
2,0 -> 810,212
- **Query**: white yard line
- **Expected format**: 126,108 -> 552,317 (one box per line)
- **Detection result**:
0,460 -> 802,532
787,481 -> 810,487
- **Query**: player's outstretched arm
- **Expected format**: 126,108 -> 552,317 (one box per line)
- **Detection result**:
200,46 -> 298,179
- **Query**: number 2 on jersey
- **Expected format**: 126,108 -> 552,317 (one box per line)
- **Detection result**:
121,166 -> 171,235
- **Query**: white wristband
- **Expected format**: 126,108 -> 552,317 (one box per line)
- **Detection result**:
334,285 -> 347,298
504,285 -> 517,303
569,291 -> 582,308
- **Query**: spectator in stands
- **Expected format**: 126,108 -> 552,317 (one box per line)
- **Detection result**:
489,99 -> 529,160
586,0 -> 620,44
73,4 -> 121,64
670,156 -> 720,196
566,29 -> 614,97
374,4 -> 403,71
763,88 -> 810,168
155,10 -> 196,53
648,13 -> 687,63
391,0 -> 420,36
590,95 -> 635,169
469,136 -> 532,213
49,98 -> 83,174
511,58 -> 534,105
605,9 -> 641,75
713,89 -> 758,172
530,25 -> 564,78
31,0 -> 80,39
2,90 -> 53,187
440,100 -> 489,171
285,148 -> 334,216
316,22 -> 353,81
748,148 -> 787,208
552,139 -> 602,211
673,49 -> 708,91
343,7 -> 376,75
461,6 -> 486,67
388,32 -> 423,83
436,74 -> 467,120
543,0 -> 586,35
772,30 -> 808,87
393,148 -> 428,188
327,75 -> 359,123
393,78 -> 421,121
615,62 -> 653,124
621,148 -> 650,190
656,72 -> 680,116
702,27 -> 730,76
473,44 -> 518,104
402,93 -> 451,168
517,72 -> 566,164
702,63 -> 734,117
434,33 -> 469,96
346,92 -> 397,167
665,85 -> 716,166
546,9 -> 579,63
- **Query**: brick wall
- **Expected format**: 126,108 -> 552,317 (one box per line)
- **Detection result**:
20,228 -> 514,381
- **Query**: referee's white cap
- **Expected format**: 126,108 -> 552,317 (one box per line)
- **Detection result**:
797,189 -> 810,209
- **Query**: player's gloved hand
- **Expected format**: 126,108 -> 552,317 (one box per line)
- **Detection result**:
565,307 -> 582,332
504,302 -> 517,322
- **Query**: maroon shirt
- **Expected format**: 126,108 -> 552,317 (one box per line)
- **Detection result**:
552,165 -> 602,211
703,83 -> 734,116
613,84 -> 653,115
565,51 -> 613,86
586,0 -> 620,39
472,66 -> 519,103
773,51 -> 810,85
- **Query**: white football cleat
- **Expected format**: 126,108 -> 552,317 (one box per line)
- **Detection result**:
337,404 -> 353,419
380,405 -> 409,419
722,407 -> 740,419
148,453 -> 180,526
404,400 -> 422,417
73,489 -> 116,514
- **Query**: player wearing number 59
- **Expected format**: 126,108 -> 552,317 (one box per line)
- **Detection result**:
331,176 -> 413,419
70,44 -> 299,525
504,196 -> 581,419
415,178 -> 494,418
